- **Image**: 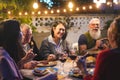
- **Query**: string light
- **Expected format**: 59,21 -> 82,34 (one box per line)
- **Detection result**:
5,2 -> 120,16
63,9 -> 66,12
38,11 -> 41,15
44,11 -> 48,14
32,12 -> 35,15
51,10 -> 54,13
68,2 -> 73,9
70,8 -> 73,11
76,7 -> 79,11
24,12 -> 28,15
89,5 -> 92,9
96,2 -> 101,8
19,12 -> 22,16
82,6 -> 86,10
8,11 -> 11,14
57,9 -> 60,13
33,2 -> 38,9
114,0 -> 118,4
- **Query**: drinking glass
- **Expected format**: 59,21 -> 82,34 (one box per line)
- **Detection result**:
58,53 -> 67,75
30,41 -> 34,49
69,54 -> 77,68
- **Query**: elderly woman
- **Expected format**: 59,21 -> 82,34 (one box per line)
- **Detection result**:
77,16 -> 120,80
39,21 -> 71,60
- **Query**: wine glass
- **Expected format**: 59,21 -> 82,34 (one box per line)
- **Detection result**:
58,53 -> 67,75
69,54 -> 77,68
30,41 -> 34,49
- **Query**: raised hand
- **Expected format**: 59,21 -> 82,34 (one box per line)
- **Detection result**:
22,49 -> 37,63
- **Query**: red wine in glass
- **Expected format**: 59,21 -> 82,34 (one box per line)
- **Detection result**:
69,55 -> 77,60
58,54 -> 67,75
59,58 -> 66,63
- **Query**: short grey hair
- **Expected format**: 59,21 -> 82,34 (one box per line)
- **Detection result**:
20,23 -> 32,33
89,18 -> 100,25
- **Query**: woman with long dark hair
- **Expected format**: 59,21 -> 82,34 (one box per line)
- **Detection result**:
0,20 -> 23,80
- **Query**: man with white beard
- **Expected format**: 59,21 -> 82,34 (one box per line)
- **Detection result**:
78,18 -> 102,55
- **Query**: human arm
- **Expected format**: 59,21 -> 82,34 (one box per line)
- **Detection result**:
0,51 -> 23,80
23,60 -> 39,69
91,50 -> 109,80
29,38 -> 40,60
18,49 -> 37,69
78,34 -> 88,55
93,38 -> 110,50
77,50 -> 108,80
39,39 -> 53,60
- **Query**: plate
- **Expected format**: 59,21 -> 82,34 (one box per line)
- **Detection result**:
69,71 -> 83,79
69,68 -> 83,79
33,67 -> 58,77
37,61 -> 57,67
87,49 -> 101,54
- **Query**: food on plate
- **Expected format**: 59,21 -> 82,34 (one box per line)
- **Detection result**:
70,67 -> 83,78
72,67 -> 80,74
37,61 -> 57,67
86,56 -> 96,63
46,67 -> 56,72
33,69 -> 49,76
33,67 -> 58,77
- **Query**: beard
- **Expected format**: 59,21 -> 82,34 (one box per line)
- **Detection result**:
89,29 -> 101,40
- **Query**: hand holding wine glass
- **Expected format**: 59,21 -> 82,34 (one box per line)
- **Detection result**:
30,41 -> 34,49
58,53 -> 67,75
69,51 -> 77,68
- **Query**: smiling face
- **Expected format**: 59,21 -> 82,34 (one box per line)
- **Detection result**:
89,18 -> 101,39
89,18 -> 100,32
21,25 -> 32,45
53,23 -> 65,39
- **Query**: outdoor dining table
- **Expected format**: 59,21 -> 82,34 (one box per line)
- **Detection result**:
20,58 -> 83,80
20,49 -> 101,80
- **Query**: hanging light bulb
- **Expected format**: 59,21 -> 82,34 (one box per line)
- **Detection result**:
33,2 -> 38,9
68,2 -> 73,9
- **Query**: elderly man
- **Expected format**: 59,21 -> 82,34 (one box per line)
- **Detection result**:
78,18 -> 102,55
20,24 -> 39,59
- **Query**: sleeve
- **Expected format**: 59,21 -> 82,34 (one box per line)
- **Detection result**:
39,39 -> 51,60
0,56 -> 22,80
92,51 -> 107,80
78,34 -> 87,45
30,38 -> 40,60
65,40 -> 71,53
32,39 -> 39,54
